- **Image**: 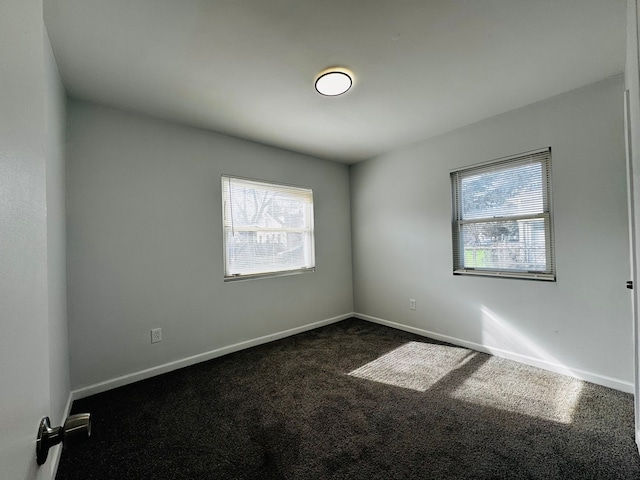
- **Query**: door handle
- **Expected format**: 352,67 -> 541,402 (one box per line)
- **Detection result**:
627,281 -> 633,289
36,414 -> 91,465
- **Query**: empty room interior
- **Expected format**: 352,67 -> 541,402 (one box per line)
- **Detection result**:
5,0 -> 640,479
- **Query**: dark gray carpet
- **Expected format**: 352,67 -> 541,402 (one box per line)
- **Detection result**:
56,318 -> 640,479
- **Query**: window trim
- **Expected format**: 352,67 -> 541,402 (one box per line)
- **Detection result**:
450,148 -> 556,281
221,175 -> 316,282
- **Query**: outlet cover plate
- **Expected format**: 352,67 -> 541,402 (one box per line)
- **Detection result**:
151,328 -> 162,343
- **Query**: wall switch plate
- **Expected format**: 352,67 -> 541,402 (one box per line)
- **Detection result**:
409,299 -> 416,310
151,328 -> 162,344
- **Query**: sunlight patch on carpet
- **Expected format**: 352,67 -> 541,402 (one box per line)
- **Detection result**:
474,305 -> 584,424
348,341 -> 474,392
450,357 -> 584,424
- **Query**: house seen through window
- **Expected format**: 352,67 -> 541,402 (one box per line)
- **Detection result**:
450,148 -> 555,281
222,176 -> 315,280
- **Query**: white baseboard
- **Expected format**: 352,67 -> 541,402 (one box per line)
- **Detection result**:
354,312 -> 634,394
71,313 -> 353,400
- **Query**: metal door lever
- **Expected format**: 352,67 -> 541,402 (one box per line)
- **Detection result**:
36,413 -> 91,465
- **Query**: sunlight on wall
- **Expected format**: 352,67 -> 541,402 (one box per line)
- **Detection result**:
348,341 -> 474,392
479,305 -> 578,377
449,305 -> 585,424
480,306 -> 573,377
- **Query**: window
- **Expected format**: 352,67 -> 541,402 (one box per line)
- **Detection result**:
450,148 -> 555,281
221,176 -> 315,280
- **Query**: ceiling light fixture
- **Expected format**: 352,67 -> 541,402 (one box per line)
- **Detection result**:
315,68 -> 353,96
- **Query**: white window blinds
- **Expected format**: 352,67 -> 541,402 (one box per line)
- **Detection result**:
222,176 -> 315,280
451,148 -> 555,280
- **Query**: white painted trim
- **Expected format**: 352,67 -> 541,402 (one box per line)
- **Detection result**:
72,313 -> 353,400
49,391 -> 74,480
355,313 -> 634,394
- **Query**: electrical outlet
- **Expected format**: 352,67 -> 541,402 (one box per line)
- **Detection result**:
151,328 -> 162,344
409,299 -> 416,310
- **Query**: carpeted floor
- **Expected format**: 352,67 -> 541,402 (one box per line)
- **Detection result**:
56,318 -> 640,479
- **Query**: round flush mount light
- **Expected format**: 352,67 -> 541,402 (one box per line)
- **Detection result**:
315,68 -> 353,96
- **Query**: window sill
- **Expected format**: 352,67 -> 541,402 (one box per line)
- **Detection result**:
453,269 -> 555,282
224,267 -> 315,283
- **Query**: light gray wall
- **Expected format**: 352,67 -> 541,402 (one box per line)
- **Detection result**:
351,75 -> 633,390
0,1 -> 69,479
66,100 -> 353,390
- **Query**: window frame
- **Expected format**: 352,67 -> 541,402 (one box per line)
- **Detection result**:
221,175 -> 316,282
450,148 -> 556,281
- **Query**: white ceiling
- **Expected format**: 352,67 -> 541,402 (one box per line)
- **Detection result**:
44,0 -> 626,164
